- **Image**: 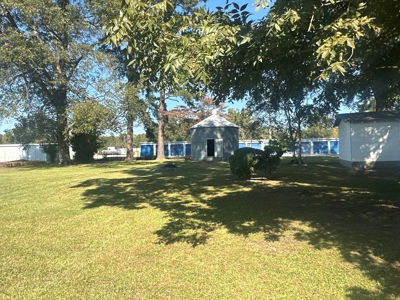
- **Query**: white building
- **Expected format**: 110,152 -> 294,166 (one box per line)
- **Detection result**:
334,112 -> 400,169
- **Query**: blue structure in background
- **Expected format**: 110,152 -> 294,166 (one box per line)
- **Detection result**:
170,144 -> 184,156
164,145 -> 169,156
330,141 -> 339,154
292,139 -> 339,156
249,143 -> 261,149
313,141 -> 329,154
239,141 -> 266,149
140,139 -> 339,157
185,144 -> 191,156
140,142 -> 191,157
155,145 -> 171,157
300,142 -> 312,154
141,144 -> 155,157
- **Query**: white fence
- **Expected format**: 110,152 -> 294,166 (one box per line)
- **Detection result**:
0,144 -> 139,162
0,144 -> 50,162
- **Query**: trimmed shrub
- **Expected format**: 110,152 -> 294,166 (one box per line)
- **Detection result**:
229,148 -> 263,180
229,142 -> 283,180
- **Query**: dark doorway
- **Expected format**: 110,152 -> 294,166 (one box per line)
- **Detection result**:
207,139 -> 215,156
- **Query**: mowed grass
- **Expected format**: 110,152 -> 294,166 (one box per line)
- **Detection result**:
1,157 -> 399,299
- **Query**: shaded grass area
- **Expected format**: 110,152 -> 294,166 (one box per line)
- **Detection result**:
1,157 -> 399,299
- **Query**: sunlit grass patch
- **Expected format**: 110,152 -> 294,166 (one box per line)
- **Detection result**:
0,157 -> 399,299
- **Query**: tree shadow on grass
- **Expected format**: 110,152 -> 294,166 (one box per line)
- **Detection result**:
73,159 -> 400,299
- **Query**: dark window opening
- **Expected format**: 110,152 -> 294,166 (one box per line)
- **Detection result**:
207,139 -> 215,156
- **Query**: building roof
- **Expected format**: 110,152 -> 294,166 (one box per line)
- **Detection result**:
191,109 -> 239,129
334,111 -> 400,127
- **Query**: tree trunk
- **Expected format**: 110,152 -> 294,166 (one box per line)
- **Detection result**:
371,79 -> 393,111
267,99 -> 272,140
297,131 -> 303,164
291,138 -> 297,162
284,105 -> 298,164
297,117 -> 305,165
375,93 -> 387,112
156,88 -> 166,160
126,113 -> 135,161
56,110 -> 71,165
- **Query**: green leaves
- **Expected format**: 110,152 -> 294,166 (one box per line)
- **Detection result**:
105,0 -> 243,94
70,101 -> 112,135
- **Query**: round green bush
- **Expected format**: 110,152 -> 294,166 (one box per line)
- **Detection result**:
229,143 -> 283,180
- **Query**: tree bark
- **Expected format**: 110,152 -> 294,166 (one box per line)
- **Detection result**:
156,88 -> 166,160
295,112 -> 306,165
284,104 -> 298,163
126,113 -> 135,161
56,110 -> 71,165
297,125 -> 304,164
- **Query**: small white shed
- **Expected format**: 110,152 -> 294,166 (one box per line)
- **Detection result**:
334,112 -> 400,169
190,109 -> 239,161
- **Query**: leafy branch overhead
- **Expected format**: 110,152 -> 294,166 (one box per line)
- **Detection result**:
250,1 -> 374,79
105,0 -> 244,92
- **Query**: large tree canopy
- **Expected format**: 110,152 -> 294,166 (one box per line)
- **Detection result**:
217,0 -> 398,108
0,0 -> 118,164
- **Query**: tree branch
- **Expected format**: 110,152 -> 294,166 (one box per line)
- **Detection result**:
307,12 -> 314,32
5,9 -> 20,31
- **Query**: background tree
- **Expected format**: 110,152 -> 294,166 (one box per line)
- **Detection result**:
100,133 -> 148,149
227,108 -> 267,141
302,117 -> 338,138
9,110 -> 59,161
0,0 -> 118,164
99,79 -> 150,161
0,130 -> 17,144
162,95 -> 226,141
8,110 -> 57,145
69,100 -> 112,162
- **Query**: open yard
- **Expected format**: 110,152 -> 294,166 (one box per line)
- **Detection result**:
1,157 -> 399,299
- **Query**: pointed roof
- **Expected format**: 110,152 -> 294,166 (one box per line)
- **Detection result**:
191,109 -> 239,129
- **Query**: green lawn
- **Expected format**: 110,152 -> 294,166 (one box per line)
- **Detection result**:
1,157 -> 399,299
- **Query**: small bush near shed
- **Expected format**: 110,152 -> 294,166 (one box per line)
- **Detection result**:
229,142 -> 283,180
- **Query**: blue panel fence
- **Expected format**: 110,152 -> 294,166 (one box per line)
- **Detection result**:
140,139 -> 338,157
140,142 -> 191,157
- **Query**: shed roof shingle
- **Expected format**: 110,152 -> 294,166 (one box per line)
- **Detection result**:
334,111 -> 400,127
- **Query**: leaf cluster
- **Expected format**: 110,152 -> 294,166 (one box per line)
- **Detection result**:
105,0 -> 243,95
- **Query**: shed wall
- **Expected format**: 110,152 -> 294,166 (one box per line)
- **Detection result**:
338,122 -> 351,161
190,127 -> 238,160
350,121 -> 400,162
